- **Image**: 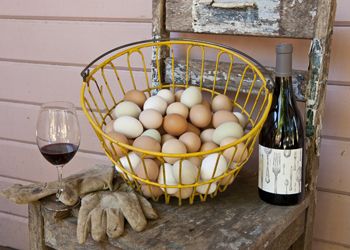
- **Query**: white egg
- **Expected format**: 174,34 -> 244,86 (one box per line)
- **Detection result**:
113,116 -> 143,139
115,152 -> 141,181
200,153 -> 228,181
158,163 -> 178,194
141,129 -> 162,143
196,182 -> 217,194
157,89 -> 175,104
143,95 -> 168,115
212,122 -> 244,145
233,112 -> 248,127
200,128 -> 215,143
172,160 -> 199,184
180,86 -> 203,108
112,101 -> 141,119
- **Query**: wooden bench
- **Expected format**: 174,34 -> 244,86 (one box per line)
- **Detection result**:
28,0 -> 336,249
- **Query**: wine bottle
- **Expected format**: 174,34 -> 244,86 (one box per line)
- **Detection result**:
258,44 -> 305,205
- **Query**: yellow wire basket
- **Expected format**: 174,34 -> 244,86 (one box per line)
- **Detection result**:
80,39 -> 273,205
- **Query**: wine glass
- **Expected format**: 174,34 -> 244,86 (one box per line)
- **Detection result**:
36,101 -> 81,203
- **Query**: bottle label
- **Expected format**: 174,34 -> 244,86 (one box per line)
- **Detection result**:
259,145 -> 302,195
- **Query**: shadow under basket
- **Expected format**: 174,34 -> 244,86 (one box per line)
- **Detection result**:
80,39 -> 273,205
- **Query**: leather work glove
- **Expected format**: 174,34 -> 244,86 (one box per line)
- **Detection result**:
77,183 -> 158,244
0,166 -> 114,206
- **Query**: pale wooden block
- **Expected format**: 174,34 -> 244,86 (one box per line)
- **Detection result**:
0,177 -> 29,217
0,139 -> 109,182
0,19 -> 151,66
0,0 -> 152,20
322,85 -> 350,139
313,240 -> 349,250
318,139 -> 350,193
314,191 -> 350,246
0,212 -> 29,250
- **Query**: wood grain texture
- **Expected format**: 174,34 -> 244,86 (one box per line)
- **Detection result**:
314,191 -> 350,246
0,19 -> 151,66
0,212 -> 29,250
164,57 -> 307,101
167,0 -> 317,38
0,0 -> 152,20
41,174 -> 308,250
0,139 -> 109,182
28,202 -> 46,250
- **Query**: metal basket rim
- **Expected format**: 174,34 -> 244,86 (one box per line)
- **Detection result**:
80,39 -> 273,158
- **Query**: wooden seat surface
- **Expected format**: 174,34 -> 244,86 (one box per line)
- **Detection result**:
41,173 -> 309,250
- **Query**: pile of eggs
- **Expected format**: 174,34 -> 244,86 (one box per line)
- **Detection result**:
104,86 -> 249,198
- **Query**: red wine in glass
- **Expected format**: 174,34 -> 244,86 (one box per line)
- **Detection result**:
40,143 -> 79,165
36,102 -> 81,202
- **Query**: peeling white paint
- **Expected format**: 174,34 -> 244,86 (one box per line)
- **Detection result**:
192,0 -> 280,35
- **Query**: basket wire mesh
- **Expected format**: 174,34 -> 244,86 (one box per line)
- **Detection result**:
81,39 -> 273,205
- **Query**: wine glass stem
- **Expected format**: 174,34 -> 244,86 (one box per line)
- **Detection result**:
56,165 -> 64,199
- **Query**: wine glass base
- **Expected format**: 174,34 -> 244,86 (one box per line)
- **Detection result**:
41,195 -> 80,218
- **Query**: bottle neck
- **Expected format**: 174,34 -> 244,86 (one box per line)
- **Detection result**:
274,76 -> 294,100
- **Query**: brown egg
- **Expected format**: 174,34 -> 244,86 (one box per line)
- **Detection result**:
163,114 -> 188,136
124,89 -> 147,108
188,157 -> 202,167
133,136 -> 161,158
179,132 -> 201,153
186,123 -> 201,136
104,120 -> 114,134
211,94 -> 233,112
161,134 -> 176,144
201,98 -> 212,110
212,110 -> 240,128
220,174 -> 235,186
173,187 -> 194,199
175,89 -> 185,102
200,142 -> 218,152
162,139 -> 187,164
141,184 -> 163,198
166,102 -> 189,119
135,159 -> 160,181
139,109 -> 163,129
220,137 -> 248,163
106,131 -> 129,157
189,104 -> 212,128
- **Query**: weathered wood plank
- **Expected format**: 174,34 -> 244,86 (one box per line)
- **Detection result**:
28,202 -> 46,250
166,0 -> 317,38
164,58 -> 307,101
303,0 -> 337,249
41,174 -> 309,249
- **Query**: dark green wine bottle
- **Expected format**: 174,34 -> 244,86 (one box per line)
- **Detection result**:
258,44 -> 305,205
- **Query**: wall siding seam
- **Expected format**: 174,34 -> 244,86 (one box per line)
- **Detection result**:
0,210 -> 28,220
316,187 -> 350,197
0,137 -> 107,156
321,135 -> 350,142
0,58 -> 150,72
313,237 -> 350,248
0,15 -> 152,23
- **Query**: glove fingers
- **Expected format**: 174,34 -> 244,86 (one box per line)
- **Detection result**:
115,192 -> 147,232
90,208 -> 107,242
137,194 -> 158,220
77,211 -> 92,244
106,208 -> 124,238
